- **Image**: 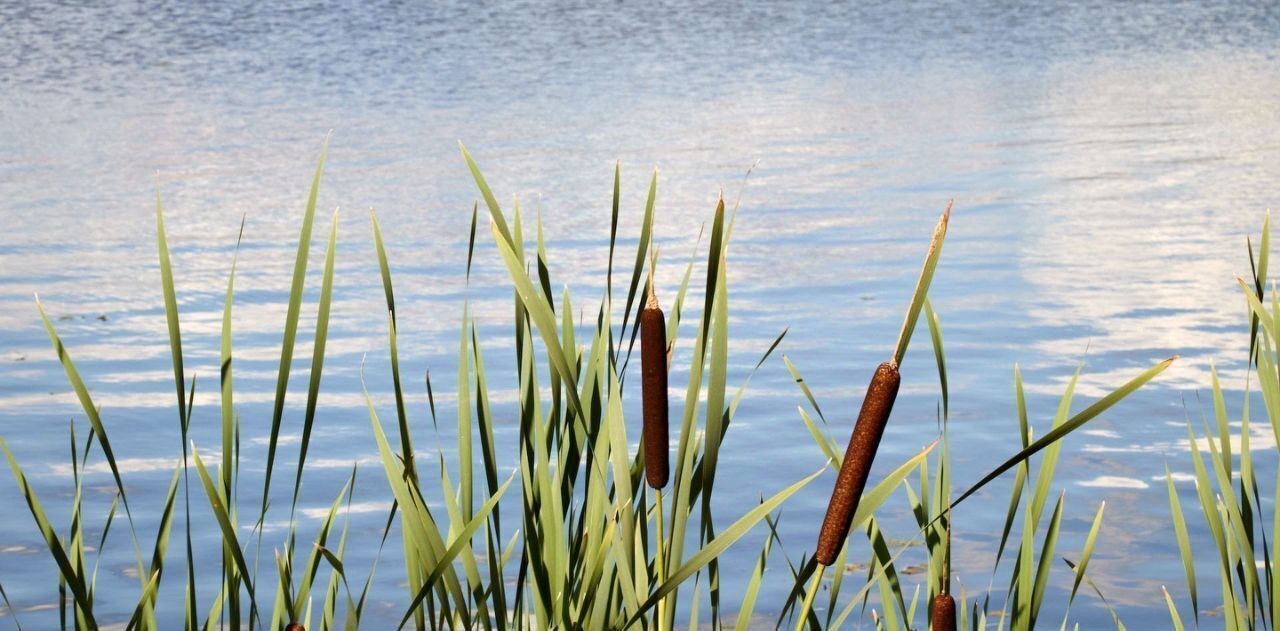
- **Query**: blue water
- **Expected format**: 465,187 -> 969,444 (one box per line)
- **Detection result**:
1,1 -> 1279,627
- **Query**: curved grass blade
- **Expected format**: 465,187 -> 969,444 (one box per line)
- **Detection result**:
618,169 -> 658,349
924,298 -> 947,419
459,142 -> 514,251
0,580 -> 21,631
35,301 -> 131,514
733,506 -> 776,631
156,191 -> 188,436
488,220 -> 584,419
624,466 -> 825,628
0,436 -> 96,627
396,474 -> 515,630
607,162 -> 620,302
851,441 -> 937,535
192,443 -> 257,606
1162,586 -> 1188,631
948,356 -> 1177,513
1165,465 -> 1198,623
295,471 -> 353,619
371,211 -> 417,482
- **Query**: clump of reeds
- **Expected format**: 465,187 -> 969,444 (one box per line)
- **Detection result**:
641,263 -> 670,489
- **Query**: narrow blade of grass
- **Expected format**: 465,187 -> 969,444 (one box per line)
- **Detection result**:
263,137 -> 329,515
949,356 -> 1177,512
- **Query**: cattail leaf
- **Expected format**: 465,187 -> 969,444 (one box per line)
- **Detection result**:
851,441 -> 938,534
434,456 -> 492,630
0,436 -> 96,626
220,216 -> 244,498
732,507 -> 775,631
798,407 -> 842,467
1028,491 -> 1065,627
294,471 -> 353,620
396,474 -> 515,631
363,383 -> 469,623
191,444 -> 257,606
949,356 -> 1177,512
0,580 -> 22,631
371,212 -> 417,482
1067,501 -> 1106,608
924,299 -> 948,419
893,202 -> 951,366
1238,275 -> 1278,344
607,161 -> 621,302
489,220 -> 584,419
35,301 -> 133,521
294,210 -> 338,511
625,466 -> 824,627
784,356 -> 829,425
619,169 -> 658,352
1162,586 -> 1188,631
263,136 -> 328,516
459,142 -> 513,248
1248,212 -> 1270,358
457,302 -> 474,521
155,190 -> 188,435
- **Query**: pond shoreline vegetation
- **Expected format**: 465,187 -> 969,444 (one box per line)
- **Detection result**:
6,138 -> 1244,630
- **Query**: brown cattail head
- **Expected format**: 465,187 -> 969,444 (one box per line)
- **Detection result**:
285,623 -> 306,631
640,285 -> 670,489
815,361 -> 901,565
930,593 -> 956,631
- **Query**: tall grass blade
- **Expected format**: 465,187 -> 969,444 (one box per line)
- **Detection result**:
293,210 -> 339,509
263,137 -> 329,515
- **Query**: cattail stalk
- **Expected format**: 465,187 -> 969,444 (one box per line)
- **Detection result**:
815,203 -> 949,566
640,275 -> 670,489
815,360 -> 901,565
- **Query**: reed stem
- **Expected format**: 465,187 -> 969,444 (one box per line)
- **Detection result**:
794,563 -> 826,631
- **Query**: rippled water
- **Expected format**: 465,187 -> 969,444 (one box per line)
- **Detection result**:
1,1 -> 1279,626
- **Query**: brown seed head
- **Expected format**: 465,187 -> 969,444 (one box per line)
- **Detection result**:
640,299 -> 670,489
930,593 -> 956,631
815,361 -> 900,565
285,623 -> 306,631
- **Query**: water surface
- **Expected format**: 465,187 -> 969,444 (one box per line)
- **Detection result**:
1,1 -> 1279,626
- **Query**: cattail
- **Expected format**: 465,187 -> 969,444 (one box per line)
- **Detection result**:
815,361 -> 900,565
930,592 -> 956,631
640,281 -> 670,489
285,623 -> 305,631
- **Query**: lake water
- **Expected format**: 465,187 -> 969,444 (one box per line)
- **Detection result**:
1,1 -> 1279,627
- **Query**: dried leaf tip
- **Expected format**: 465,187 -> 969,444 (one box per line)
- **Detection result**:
645,244 -> 661,310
